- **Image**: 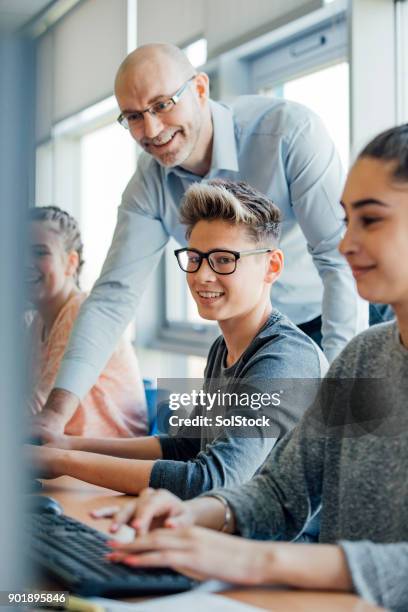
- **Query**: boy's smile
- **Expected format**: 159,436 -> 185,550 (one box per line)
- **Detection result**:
186,219 -> 281,325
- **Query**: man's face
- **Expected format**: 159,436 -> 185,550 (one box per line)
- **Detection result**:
115,58 -> 206,169
186,220 -> 279,324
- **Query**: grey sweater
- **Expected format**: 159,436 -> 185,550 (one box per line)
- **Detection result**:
150,310 -> 327,499
213,322 -> 408,610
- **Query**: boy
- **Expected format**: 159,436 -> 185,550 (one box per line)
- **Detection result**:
28,179 -> 327,499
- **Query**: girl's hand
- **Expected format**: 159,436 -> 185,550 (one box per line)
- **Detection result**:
92,488 -> 195,535
106,526 -> 271,584
25,445 -> 65,479
31,425 -> 72,450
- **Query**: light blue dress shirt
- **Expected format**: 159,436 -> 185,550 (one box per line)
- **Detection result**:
56,96 -> 366,399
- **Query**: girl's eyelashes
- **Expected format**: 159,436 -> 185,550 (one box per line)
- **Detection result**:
360,216 -> 382,227
342,215 -> 383,228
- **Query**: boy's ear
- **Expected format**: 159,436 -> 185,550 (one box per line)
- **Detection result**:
265,249 -> 284,284
66,250 -> 79,278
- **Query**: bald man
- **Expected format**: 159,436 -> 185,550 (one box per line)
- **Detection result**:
37,43 -> 366,432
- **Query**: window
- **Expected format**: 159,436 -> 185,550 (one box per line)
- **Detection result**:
252,12 -> 349,167
183,38 -> 207,68
79,122 -> 136,291
35,142 -> 54,205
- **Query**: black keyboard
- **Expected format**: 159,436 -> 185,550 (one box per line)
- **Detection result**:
28,512 -> 196,597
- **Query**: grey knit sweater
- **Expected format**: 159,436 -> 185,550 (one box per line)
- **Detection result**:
212,321 -> 408,610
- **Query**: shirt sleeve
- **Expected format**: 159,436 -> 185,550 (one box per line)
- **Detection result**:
55,162 -> 169,399
149,354 -> 321,500
285,111 -> 368,362
156,435 -> 202,462
207,385 -> 328,540
340,541 -> 408,610
149,431 -> 272,500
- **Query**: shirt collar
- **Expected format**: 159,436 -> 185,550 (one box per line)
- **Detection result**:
164,99 -> 239,179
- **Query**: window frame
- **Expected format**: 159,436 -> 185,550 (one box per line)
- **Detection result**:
249,12 -> 347,93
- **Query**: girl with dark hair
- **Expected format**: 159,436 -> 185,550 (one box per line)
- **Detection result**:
101,125 -> 408,610
26,206 -> 147,437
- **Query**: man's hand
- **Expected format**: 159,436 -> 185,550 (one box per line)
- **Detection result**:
25,445 -> 66,480
92,488 -> 195,535
31,388 -> 79,434
106,527 -> 272,584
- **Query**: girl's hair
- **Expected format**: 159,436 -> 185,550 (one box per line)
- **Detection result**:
180,179 -> 281,245
28,205 -> 84,287
359,123 -> 408,182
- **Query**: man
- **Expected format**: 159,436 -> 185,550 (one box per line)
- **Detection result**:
36,43 -> 365,432
29,179 -> 326,499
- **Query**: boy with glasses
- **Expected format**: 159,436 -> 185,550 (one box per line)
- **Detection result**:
29,180 -> 327,503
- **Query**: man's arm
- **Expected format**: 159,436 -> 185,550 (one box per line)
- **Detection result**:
286,110 -> 368,362
43,161 -> 169,421
33,389 -> 79,432
55,205 -> 168,401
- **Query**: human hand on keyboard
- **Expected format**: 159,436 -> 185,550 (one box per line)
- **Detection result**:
106,526 -> 269,585
91,488 -> 195,536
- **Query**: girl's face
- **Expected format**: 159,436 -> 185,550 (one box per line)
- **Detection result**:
340,157 -> 408,307
26,221 -> 78,306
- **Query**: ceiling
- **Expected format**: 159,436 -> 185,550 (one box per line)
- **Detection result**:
0,0 -> 56,33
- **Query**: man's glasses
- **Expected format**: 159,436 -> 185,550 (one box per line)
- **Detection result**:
117,75 -> 197,130
174,248 -> 272,275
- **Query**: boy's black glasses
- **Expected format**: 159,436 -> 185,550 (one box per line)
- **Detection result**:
174,248 -> 272,275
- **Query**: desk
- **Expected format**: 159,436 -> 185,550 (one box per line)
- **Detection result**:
41,476 -> 383,612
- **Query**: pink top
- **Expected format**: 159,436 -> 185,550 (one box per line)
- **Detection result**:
27,292 -> 148,437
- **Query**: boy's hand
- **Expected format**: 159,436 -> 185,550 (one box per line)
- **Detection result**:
91,488 -> 194,535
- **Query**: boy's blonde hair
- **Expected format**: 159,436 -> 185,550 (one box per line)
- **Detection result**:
180,179 -> 281,245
